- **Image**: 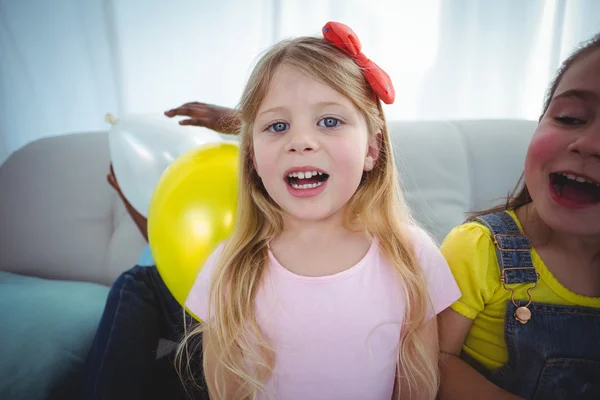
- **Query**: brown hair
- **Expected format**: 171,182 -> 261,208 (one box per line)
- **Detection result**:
468,32 -> 600,221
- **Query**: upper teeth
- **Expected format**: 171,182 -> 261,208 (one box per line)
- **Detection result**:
288,171 -> 323,179
559,173 -> 600,186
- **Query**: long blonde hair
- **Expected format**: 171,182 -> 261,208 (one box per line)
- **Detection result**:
177,36 -> 438,399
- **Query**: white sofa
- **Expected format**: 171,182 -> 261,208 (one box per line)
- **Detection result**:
0,119 -> 536,399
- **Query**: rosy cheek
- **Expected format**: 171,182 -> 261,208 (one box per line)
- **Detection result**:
252,147 -> 275,179
525,127 -> 562,172
336,142 -> 364,167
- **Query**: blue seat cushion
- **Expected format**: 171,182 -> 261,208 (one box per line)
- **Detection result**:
137,244 -> 155,267
0,271 -> 109,400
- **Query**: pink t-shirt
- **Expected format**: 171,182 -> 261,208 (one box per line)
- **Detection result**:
186,225 -> 460,400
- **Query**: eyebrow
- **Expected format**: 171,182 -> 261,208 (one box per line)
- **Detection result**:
257,101 -> 350,117
552,89 -> 599,102
314,101 -> 348,109
258,106 -> 286,117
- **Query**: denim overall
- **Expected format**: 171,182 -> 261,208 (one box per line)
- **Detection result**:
471,211 -> 600,400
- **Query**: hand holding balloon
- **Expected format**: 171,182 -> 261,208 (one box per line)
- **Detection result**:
164,102 -> 241,134
107,113 -> 223,217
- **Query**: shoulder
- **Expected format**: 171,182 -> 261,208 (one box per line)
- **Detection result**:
445,218 -> 494,241
439,216 -> 507,319
440,219 -> 496,266
198,241 -> 228,278
405,224 -> 462,315
440,216 -> 504,300
184,242 -> 227,319
406,224 -> 441,256
405,224 -> 452,277
441,210 -> 523,250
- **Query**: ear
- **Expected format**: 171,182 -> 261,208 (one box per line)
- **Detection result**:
364,130 -> 382,172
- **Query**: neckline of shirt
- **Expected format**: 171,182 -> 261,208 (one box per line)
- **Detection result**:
267,238 -> 379,283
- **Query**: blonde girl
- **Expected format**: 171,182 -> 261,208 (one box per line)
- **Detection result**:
180,21 -> 460,400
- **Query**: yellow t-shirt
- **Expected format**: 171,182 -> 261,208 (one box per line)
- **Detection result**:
440,210 -> 600,371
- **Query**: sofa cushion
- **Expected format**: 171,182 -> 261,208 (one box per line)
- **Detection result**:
0,271 -> 109,400
389,120 -> 534,242
137,244 -> 155,267
0,133 -> 147,286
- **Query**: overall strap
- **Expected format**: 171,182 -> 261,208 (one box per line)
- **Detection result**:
475,211 -> 537,284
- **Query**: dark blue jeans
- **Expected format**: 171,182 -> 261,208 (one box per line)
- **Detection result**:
81,265 -> 207,400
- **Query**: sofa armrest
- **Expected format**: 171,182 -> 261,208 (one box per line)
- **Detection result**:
0,132 -> 147,286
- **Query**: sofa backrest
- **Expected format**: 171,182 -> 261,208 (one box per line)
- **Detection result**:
0,120 -> 536,286
392,120 -> 535,243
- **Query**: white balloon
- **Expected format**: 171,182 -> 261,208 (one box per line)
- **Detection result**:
107,113 -> 222,217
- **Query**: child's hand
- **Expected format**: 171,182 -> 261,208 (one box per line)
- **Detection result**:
164,102 -> 241,135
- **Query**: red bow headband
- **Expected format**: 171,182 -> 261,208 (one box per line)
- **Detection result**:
322,21 -> 395,105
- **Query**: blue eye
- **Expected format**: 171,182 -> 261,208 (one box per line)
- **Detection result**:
268,122 -> 289,133
318,117 -> 340,128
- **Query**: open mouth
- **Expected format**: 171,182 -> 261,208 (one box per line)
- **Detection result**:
286,170 -> 330,189
550,172 -> 600,205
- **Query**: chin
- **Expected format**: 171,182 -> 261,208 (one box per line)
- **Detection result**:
285,208 -> 340,222
527,175 -> 600,236
271,190 -> 351,224
537,203 -> 600,237
276,200 -> 343,223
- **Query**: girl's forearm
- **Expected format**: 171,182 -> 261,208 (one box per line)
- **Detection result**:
438,353 -> 524,400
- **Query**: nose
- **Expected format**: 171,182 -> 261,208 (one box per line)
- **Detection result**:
568,125 -> 600,160
285,127 -> 319,153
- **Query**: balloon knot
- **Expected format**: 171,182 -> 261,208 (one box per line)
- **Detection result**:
105,113 -> 117,125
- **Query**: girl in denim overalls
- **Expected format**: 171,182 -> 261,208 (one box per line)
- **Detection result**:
438,32 -> 600,400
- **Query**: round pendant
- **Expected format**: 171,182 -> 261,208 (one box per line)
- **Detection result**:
514,306 -> 532,324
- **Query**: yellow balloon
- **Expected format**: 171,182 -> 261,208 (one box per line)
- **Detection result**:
148,141 -> 239,314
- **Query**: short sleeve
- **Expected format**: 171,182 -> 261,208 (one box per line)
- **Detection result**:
184,243 -> 226,321
439,223 -> 500,320
409,226 -> 461,318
